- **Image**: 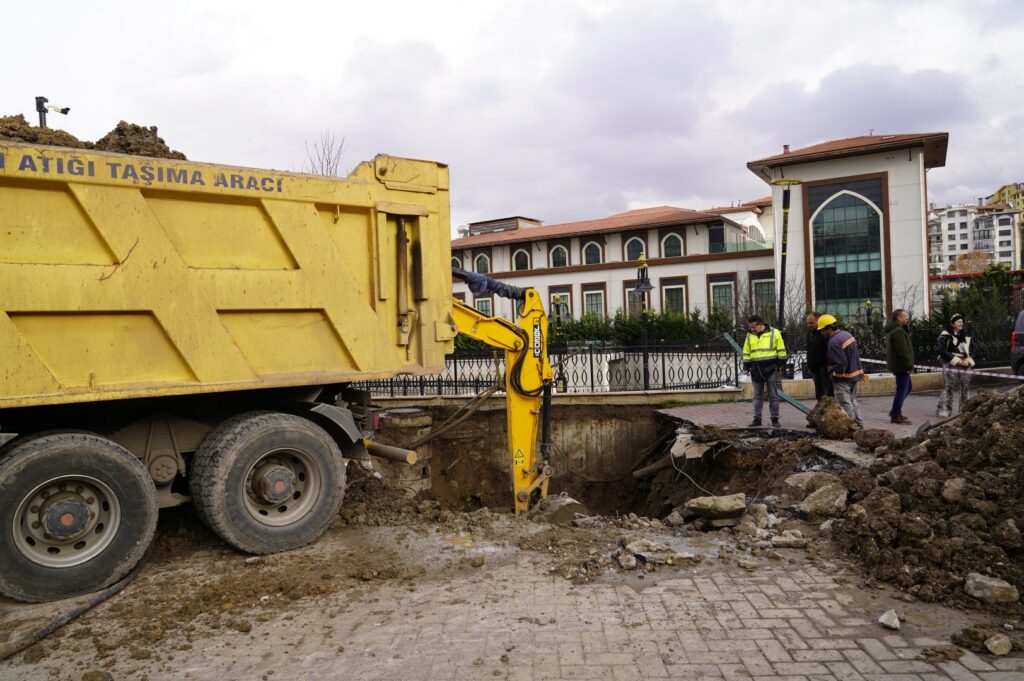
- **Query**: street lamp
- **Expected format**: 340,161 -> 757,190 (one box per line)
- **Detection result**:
633,254 -> 655,390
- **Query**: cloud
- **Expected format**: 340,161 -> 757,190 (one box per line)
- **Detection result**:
734,64 -> 977,145
1,0 -> 1020,228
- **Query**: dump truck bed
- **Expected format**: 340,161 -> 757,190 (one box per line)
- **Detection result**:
0,143 -> 455,409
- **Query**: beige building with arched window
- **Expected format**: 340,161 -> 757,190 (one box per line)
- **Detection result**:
748,133 -> 949,318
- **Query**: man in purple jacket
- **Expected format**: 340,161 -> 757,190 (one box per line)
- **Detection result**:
818,314 -> 864,425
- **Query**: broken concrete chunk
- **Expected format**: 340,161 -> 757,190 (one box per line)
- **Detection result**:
782,472 -> 841,502
734,519 -> 758,537
964,573 -> 1020,604
746,503 -> 769,529
797,483 -> 849,520
984,633 -> 1012,656
665,510 -> 687,527
617,553 -> 638,570
878,609 -> 901,630
941,477 -> 968,503
853,428 -> 895,452
771,530 -> 808,549
684,493 -> 746,519
738,559 -> 757,570
623,539 -> 677,565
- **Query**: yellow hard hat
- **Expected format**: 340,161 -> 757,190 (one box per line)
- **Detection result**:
816,313 -> 838,330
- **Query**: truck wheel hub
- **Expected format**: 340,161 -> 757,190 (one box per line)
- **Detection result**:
40,493 -> 91,539
254,464 -> 294,504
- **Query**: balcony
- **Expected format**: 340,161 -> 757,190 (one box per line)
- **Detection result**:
708,239 -> 774,254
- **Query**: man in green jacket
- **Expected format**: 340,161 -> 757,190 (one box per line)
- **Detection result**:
885,308 -> 914,424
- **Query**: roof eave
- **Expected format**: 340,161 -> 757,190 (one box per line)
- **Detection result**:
452,214 -> 743,249
746,133 -> 950,183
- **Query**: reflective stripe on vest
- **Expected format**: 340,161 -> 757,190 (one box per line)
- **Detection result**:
744,328 -> 786,361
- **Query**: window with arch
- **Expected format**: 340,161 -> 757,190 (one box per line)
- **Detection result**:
811,191 -> 883,317
625,237 -> 646,262
512,248 -> 530,271
661,233 -> 683,258
451,256 -> 461,269
582,241 -> 603,265
474,253 -> 490,274
549,245 -> 568,268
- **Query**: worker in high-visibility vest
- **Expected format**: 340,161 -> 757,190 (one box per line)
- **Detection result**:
742,314 -> 788,427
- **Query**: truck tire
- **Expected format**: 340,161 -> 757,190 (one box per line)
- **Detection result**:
189,411 -> 345,554
0,433 -> 159,603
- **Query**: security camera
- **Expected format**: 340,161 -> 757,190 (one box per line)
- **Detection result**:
46,104 -> 71,115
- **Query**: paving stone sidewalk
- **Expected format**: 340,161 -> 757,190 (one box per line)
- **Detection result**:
661,390 -> 995,437
177,561 -> 1022,680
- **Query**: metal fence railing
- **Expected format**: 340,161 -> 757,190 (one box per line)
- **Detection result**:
356,326 -> 1014,398
355,341 -> 740,397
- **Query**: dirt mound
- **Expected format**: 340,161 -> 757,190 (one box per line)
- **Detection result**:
0,114 -> 88,148
93,121 -> 185,159
807,396 -> 859,439
338,463 -> 421,526
834,388 -> 1024,612
0,114 -> 186,159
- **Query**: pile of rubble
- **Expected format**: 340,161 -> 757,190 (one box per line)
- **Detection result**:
665,491 -> 811,551
833,388 -> 1024,614
0,114 -> 185,159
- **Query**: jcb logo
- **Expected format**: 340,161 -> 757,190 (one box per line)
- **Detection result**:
533,323 -> 542,357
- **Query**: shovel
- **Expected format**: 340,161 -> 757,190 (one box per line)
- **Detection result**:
914,412 -> 962,438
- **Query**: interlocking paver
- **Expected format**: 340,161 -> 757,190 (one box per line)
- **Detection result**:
1,527 -> 1014,681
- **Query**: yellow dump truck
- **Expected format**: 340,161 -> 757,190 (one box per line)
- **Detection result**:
0,142 -> 459,601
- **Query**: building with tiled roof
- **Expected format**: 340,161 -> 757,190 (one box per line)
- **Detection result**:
451,203 -> 775,322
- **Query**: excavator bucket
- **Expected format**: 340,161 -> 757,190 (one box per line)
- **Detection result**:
527,493 -> 590,525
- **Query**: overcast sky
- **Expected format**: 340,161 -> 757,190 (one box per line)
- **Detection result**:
3,0 -> 1021,230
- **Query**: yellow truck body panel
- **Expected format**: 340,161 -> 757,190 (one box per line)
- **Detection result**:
0,142 -> 456,409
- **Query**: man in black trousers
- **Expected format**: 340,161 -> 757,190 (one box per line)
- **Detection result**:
806,311 -> 833,401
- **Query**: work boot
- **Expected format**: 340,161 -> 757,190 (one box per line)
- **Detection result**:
748,418 -> 762,427
771,419 -> 781,428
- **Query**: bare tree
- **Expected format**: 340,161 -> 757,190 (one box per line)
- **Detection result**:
304,129 -> 346,177
892,282 -> 924,317
950,251 -> 991,274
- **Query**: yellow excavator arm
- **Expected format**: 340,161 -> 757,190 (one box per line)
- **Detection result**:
451,289 -> 554,514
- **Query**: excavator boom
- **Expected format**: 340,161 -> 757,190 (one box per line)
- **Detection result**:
451,290 -> 554,513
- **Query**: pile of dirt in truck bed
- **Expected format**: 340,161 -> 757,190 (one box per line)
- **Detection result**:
0,114 -> 185,159
833,388 -> 1024,612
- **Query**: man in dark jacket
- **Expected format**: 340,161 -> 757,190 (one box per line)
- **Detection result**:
885,309 -> 914,424
819,314 -> 864,424
805,312 -> 833,400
